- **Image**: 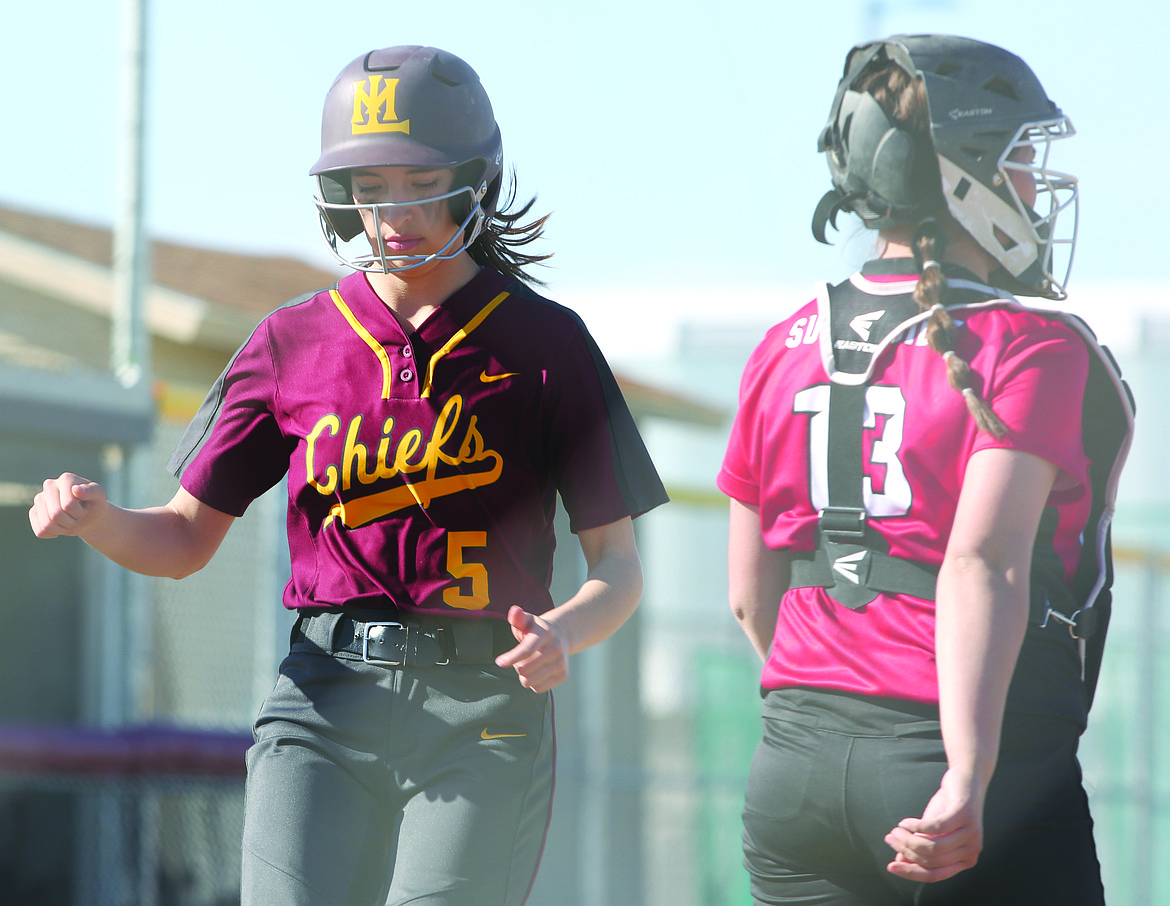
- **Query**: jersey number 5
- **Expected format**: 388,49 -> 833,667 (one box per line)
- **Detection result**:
444,531 -> 491,610
793,383 -> 912,517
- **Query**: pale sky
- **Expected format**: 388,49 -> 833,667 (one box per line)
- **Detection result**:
2,0 -> 1164,359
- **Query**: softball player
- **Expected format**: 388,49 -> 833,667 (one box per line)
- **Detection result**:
718,36 -> 1132,905
30,45 -> 667,906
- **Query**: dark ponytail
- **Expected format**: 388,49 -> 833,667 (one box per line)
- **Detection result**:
462,167 -> 552,286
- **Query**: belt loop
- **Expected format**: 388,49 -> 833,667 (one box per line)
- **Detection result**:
290,613 -> 307,649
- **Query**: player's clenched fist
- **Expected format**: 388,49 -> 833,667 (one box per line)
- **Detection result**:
29,473 -> 108,539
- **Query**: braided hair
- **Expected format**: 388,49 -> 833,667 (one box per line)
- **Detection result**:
858,63 -> 1007,438
909,218 -> 1007,438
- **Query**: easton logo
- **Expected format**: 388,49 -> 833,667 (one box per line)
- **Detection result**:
849,310 -> 884,341
948,106 -> 993,120
832,550 -> 868,584
351,75 -> 410,135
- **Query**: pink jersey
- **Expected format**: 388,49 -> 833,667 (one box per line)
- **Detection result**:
170,268 -> 667,618
718,261 -> 1093,704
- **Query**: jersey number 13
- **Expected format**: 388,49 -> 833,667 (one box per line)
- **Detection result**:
793,384 -> 913,517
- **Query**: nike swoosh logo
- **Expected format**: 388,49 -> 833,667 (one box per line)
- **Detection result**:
481,729 -> 527,740
479,370 -> 518,383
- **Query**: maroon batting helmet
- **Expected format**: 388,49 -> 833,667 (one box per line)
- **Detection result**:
310,46 -> 504,272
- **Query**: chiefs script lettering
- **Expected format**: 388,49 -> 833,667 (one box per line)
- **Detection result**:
306,394 -> 502,528
351,76 -> 410,135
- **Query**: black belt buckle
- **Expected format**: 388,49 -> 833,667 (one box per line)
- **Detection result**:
819,506 -> 867,541
362,621 -> 451,667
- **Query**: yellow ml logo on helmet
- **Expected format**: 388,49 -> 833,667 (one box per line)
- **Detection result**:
351,76 -> 410,135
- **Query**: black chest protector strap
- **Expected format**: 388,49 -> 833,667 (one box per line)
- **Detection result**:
785,272 -> 1132,712
787,382 -> 1092,625
790,380 -> 940,610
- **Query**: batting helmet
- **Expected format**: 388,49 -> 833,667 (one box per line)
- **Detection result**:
310,46 -> 504,273
813,35 -> 1078,299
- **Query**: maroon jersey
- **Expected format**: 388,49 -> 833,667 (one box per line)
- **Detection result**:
718,260 -> 1096,705
169,268 -> 667,617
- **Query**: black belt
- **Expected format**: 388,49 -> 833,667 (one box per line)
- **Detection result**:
292,610 -> 516,667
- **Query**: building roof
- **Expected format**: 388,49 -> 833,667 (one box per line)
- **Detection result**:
0,204 -> 341,317
0,202 -> 725,427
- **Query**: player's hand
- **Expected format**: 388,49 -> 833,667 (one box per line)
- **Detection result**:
29,473 -> 109,540
496,605 -> 569,693
884,769 -> 985,883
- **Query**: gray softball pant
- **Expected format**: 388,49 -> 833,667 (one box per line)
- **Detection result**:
240,647 -> 554,906
742,688 -> 1104,906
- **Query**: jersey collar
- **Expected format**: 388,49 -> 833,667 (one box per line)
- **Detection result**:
425,267 -> 514,327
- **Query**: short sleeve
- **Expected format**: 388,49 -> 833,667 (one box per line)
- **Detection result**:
718,381 -> 763,506
717,327 -> 786,507
168,323 -> 292,516
974,317 -> 1091,501
541,320 -> 668,532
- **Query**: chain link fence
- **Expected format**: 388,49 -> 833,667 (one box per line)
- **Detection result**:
3,428 -> 1166,906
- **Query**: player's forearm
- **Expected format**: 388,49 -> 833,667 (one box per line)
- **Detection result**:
730,594 -> 781,662
78,503 -> 219,579
728,550 -> 787,663
32,477 -> 226,579
545,549 -> 643,655
727,499 -> 789,661
934,447 -> 1055,792
934,553 -> 1029,789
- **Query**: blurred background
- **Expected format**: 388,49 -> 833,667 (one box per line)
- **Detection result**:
1,0 -> 1166,903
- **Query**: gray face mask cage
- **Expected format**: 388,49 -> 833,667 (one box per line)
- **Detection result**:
941,118 -> 1078,300
312,181 -> 488,275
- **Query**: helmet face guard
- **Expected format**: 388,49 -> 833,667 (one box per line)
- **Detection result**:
314,183 -> 488,274
815,35 -> 1078,299
939,118 -> 1078,299
309,46 -> 503,274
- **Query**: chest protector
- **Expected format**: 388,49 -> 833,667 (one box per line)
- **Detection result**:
788,275 -> 1135,709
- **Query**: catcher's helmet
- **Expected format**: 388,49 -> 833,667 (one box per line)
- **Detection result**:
813,35 -> 1078,299
310,46 -> 504,273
